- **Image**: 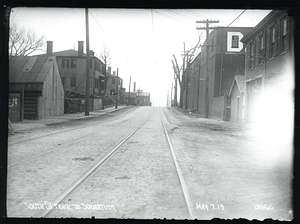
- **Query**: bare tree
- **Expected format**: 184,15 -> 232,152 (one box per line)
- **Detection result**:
99,45 -> 111,95
74,75 -> 85,92
172,33 -> 203,108
9,23 -> 46,57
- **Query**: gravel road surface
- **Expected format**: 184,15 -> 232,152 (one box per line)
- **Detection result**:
7,106 -> 293,220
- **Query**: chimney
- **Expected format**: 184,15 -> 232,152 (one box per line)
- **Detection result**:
47,41 -> 53,56
89,50 -> 94,56
78,41 -> 84,56
108,67 -> 111,75
113,71 -> 116,76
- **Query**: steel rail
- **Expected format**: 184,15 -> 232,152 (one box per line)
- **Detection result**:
160,108 -> 196,219
40,110 -> 153,218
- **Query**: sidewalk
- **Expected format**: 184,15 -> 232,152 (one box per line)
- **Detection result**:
10,105 -> 129,133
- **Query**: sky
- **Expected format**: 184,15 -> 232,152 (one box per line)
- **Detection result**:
9,8 -> 272,106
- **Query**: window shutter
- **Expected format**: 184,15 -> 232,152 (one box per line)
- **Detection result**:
253,41 -> 256,67
256,38 -> 260,65
276,23 -> 280,54
286,18 -> 290,51
246,44 -> 250,69
266,29 -> 270,59
262,34 -> 265,61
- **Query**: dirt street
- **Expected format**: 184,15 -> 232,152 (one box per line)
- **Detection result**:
7,106 -> 293,220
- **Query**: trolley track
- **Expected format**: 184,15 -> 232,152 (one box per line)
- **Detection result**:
39,109 -> 153,217
38,107 -> 195,219
7,107 -> 153,218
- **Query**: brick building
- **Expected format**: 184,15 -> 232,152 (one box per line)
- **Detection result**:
184,26 -> 253,120
241,10 -> 295,123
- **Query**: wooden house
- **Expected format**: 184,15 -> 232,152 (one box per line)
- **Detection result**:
9,55 -> 64,121
228,75 -> 245,122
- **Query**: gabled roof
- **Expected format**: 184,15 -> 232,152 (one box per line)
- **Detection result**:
124,92 -> 137,98
138,92 -> 150,96
240,10 -> 281,43
229,75 -> 245,96
9,55 -> 57,83
107,73 -> 123,81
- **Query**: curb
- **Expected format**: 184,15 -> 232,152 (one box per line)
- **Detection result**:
9,106 -> 129,134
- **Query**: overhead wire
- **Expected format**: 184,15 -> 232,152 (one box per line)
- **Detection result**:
227,9 -> 247,27
88,9 -> 115,48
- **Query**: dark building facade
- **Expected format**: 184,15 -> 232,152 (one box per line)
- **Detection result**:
184,27 -> 253,120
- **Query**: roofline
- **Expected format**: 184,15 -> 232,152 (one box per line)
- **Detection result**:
9,82 -> 44,85
215,26 -> 254,29
35,50 -> 105,64
241,10 -> 285,43
229,76 -> 243,96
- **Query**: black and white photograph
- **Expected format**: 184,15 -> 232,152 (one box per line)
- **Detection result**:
5,7 -> 294,220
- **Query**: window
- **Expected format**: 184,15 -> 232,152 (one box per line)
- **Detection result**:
70,77 -> 76,87
227,32 -> 243,52
61,77 -> 67,87
269,26 -> 277,58
232,35 -> 239,48
258,35 -> 264,64
95,62 -> 100,72
62,59 -> 69,68
112,78 -> 116,84
71,59 -> 77,68
281,18 -> 289,52
110,89 -> 115,95
90,77 -> 92,87
90,60 -> 92,69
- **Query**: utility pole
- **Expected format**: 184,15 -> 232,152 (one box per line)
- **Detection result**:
196,19 -> 219,118
174,70 -> 177,107
85,8 -> 90,116
128,75 -> 131,105
171,82 -> 173,107
167,90 -> 169,107
137,88 -> 143,106
181,42 -> 186,109
115,68 -> 119,109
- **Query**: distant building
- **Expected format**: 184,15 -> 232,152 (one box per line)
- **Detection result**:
137,92 -> 151,106
9,55 -> 64,121
124,92 -> 137,105
105,67 -> 125,103
241,10 -> 294,123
